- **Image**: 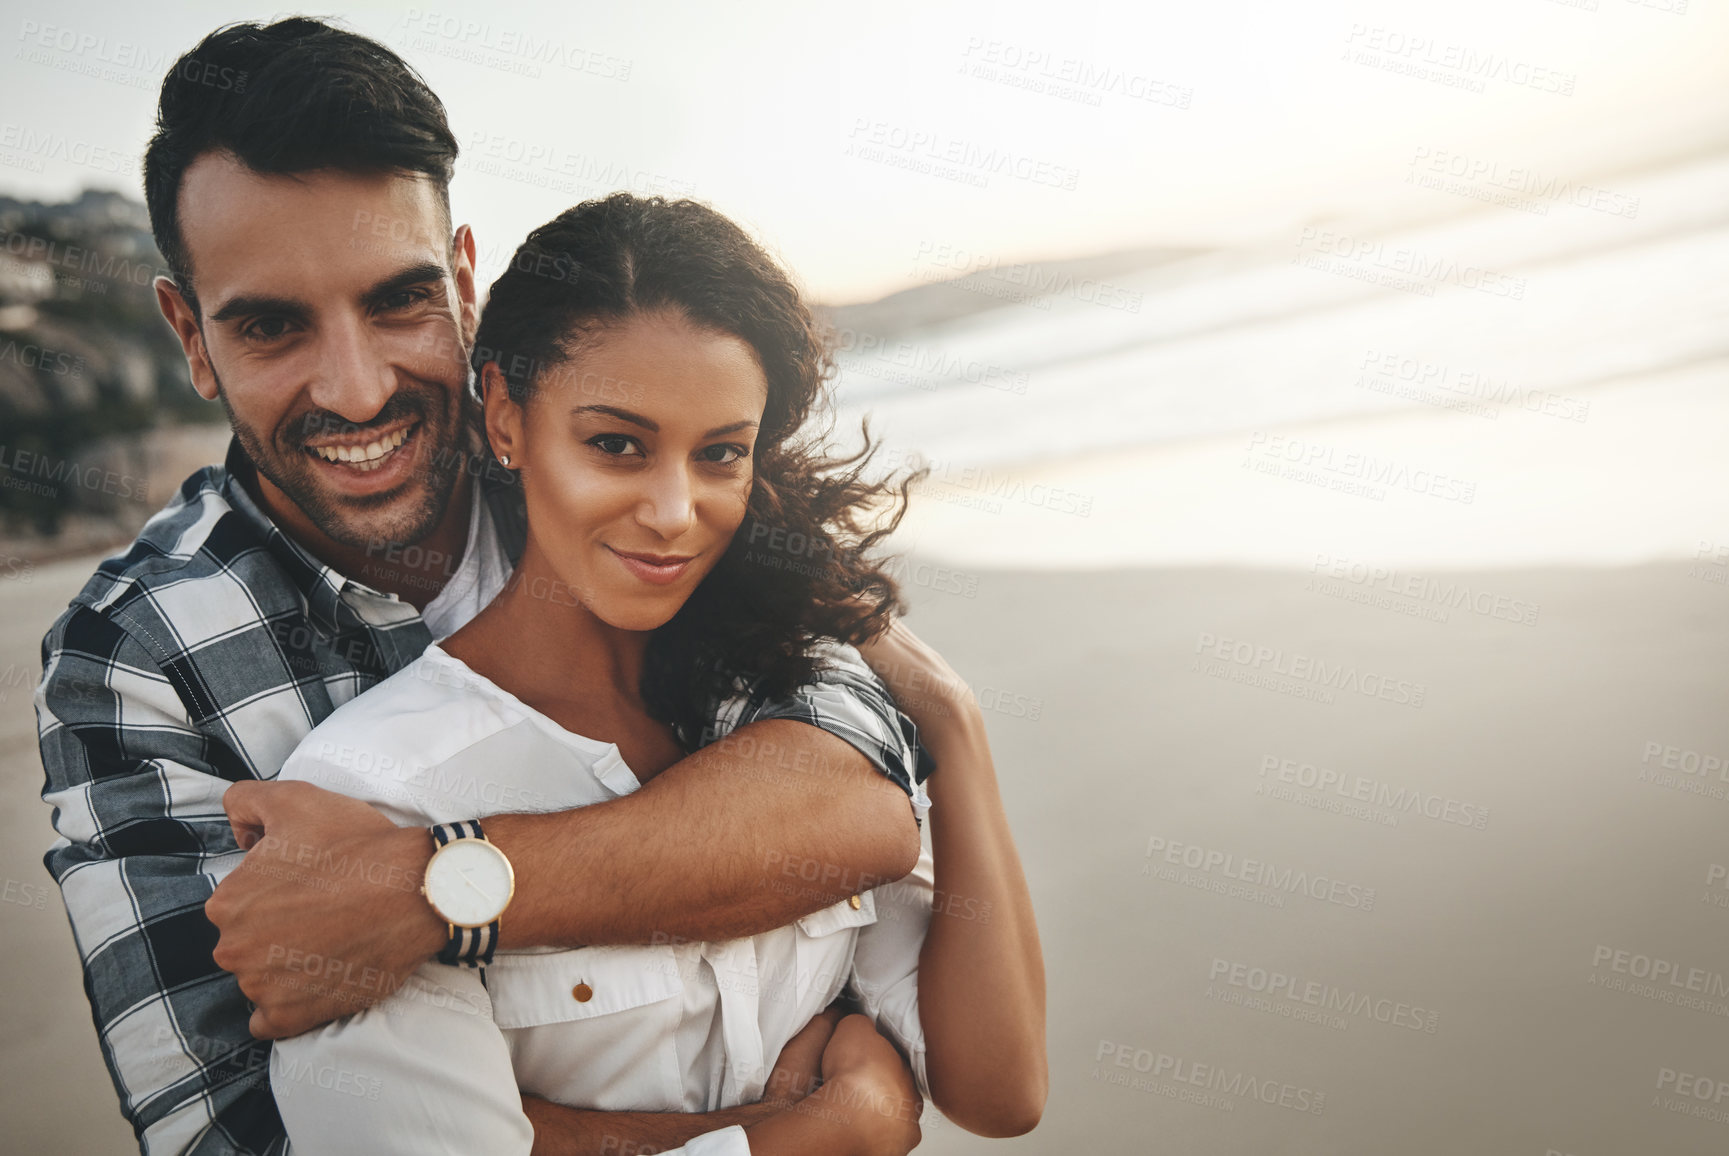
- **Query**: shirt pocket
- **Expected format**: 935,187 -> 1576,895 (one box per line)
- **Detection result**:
483,945 -> 684,1030
791,892 -> 879,1009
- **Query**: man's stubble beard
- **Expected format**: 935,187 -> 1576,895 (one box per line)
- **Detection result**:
212,365 -> 471,551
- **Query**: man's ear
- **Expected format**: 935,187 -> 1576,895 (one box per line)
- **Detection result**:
453,223 -> 479,347
481,361 -> 524,467
154,276 -> 220,402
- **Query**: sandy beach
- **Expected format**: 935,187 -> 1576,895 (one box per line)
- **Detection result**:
4,547 -> 1727,1153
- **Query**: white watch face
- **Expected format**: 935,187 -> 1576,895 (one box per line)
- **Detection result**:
425,838 -> 514,928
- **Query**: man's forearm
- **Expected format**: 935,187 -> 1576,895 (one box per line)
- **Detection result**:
523,1095 -> 775,1156
486,719 -> 920,947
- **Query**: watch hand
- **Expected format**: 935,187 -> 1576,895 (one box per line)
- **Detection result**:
456,867 -> 494,901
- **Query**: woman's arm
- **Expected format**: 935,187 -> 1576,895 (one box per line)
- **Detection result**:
858,618 -> 1049,1137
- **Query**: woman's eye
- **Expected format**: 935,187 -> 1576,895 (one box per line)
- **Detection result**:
588,434 -> 642,456
699,444 -> 748,465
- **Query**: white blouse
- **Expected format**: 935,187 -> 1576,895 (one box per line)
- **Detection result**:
271,643 -> 932,1156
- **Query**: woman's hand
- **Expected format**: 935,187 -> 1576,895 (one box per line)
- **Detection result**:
764,1003 -> 846,1106
743,1014 -> 923,1156
857,617 -> 982,737
815,1014 -> 924,1156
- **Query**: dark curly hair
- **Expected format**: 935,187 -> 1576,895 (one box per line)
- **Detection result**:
471,193 -> 923,746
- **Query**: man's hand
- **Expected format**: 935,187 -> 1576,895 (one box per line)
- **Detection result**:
206,780 -> 445,1038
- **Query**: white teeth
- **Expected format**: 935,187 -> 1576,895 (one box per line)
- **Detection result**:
310,426 -> 411,468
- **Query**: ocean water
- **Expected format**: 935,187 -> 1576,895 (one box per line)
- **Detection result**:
832,151 -> 1729,570
832,152 -> 1729,464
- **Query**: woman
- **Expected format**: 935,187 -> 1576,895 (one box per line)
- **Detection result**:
270,193 -> 1045,1154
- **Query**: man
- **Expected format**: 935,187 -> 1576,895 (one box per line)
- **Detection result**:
38,18 -> 937,1155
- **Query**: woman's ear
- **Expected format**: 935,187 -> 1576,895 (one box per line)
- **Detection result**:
481,362 -> 525,468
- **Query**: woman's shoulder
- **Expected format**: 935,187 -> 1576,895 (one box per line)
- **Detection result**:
279,646 -> 521,784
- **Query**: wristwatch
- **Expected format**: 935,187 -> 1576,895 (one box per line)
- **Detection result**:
422,819 -> 515,968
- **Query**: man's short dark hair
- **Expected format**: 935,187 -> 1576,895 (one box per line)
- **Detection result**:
143,17 -> 460,314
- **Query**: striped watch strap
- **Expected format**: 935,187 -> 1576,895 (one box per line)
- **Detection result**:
431,820 -> 501,969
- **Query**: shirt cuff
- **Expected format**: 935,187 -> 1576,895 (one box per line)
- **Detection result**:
908,777 -> 931,826
674,1123 -> 751,1156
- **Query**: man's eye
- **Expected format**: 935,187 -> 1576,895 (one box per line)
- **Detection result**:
242,317 -> 293,342
588,434 -> 642,456
699,444 -> 748,464
381,288 -> 431,311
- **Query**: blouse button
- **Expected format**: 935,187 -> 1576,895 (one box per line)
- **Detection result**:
848,894 -> 862,910
571,982 -> 593,1003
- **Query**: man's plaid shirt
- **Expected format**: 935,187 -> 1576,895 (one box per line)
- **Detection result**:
37,438 -> 928,1155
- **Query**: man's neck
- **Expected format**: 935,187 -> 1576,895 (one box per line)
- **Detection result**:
245,468 -> 474,612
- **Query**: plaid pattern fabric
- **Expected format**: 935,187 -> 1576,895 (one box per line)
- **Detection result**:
37,438 -> 925,1156
696,641 -> 935,806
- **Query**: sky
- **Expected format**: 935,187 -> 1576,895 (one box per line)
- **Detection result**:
1,0 -> 1725,302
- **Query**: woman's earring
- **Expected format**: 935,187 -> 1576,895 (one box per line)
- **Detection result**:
500,454 -> 512,467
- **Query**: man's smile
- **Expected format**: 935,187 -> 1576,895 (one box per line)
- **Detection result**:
304,421 -> 418,471
299,419 -> 424,489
